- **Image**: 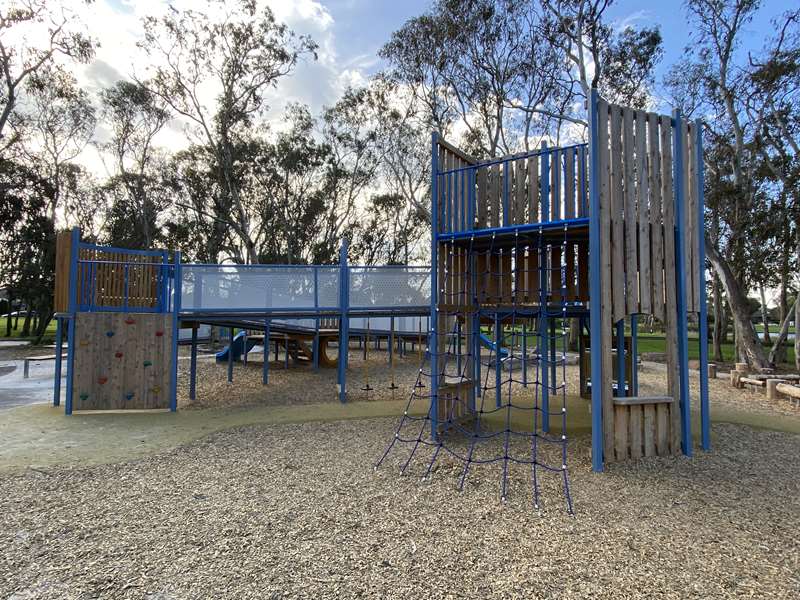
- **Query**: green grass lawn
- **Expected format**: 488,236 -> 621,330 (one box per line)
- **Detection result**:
1,318 -> 58,344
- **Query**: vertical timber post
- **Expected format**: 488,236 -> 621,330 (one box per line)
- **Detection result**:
616,319 -> 626,396
696,119 -> 711,451
631,314 -> 639,396
588,88 -> 604,472
672,109 -> 693,457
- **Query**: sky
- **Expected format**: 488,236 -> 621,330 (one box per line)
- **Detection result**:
43,0 -> 790,173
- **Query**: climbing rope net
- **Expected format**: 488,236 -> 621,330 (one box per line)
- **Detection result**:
377,226 -> 575,513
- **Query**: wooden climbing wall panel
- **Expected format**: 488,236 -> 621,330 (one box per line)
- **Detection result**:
72,312 -> 173,411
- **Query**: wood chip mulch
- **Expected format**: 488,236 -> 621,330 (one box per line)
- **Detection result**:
1,418 -> 798,599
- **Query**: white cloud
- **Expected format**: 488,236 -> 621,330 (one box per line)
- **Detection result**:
28,0 -> 373,174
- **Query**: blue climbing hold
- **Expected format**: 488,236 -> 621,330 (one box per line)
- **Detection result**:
124,392 -> 134,401
106,330 -> 115,338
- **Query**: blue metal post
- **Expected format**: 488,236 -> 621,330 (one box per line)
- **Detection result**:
53,317 -> 63,406
169,251 -> 181,412
494,312 -> 502,408
430,132 -> 440,439
189,323 -> 198,401
338,239 -> 350,403
672,109 -> 693,457
263,319 -> 270,385
631,314 -> 639,396
227,327 -> 234,383
65,227 -> 80,416
615,319 -> 626,397
588,88 -> 604,471
521,321 -> 527,387
695,119 -> 711,451
313,268 -> 320,371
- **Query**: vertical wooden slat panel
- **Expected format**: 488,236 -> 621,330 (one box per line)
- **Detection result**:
565,147 -> 575,219
610,106 -> 626,324
598,98 -> 615,459
643,403 -> 656,457
636,111 -> 652,315
528,154 -> 539,223
477,167 -> 488,228
490,163 -> 500,228
515,158 -> 527,224
682,121 -> 694,312
629,404 -> 643,459
623,107 -> 638,315
648,114 -> 665,322
578,145 -> 588,217
614,405 -> 629,461
551,149 -> 560,221
660,115 -> 682,455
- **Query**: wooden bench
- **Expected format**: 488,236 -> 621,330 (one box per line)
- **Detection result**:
23,354 -> 67,378
766,379 -> 800,408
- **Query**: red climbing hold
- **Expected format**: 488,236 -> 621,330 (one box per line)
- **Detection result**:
155,330 -> 164,337
124,317 -> 135,325
115,351 -> 123,359
98,376 -> 108,385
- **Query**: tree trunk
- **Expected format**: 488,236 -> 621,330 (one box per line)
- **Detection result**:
769,297 -> 797,365
705,237 -> 771,369
21,309 -> 32,338
33,313 -> 53,346
712,273 -> 723,362
759,284 -> 771,344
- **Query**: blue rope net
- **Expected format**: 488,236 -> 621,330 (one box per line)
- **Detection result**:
377,227 -> 575,514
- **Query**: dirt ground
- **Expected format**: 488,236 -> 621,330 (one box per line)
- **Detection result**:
1,344 -> 799,598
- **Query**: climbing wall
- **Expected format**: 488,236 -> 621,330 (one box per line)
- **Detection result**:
72,312 -> 173,411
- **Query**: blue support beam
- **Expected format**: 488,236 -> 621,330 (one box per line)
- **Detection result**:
169,251 -> 181,412
263,319 -> 270,385
631,314 -> 639,396
53,317 -> 63,407
65,227 -> 80,416
588,88 -> 604,471
695,119 -> 711,451
494,313 -> 502,408
189,324 -> 198,401
430,132 -> 440,439
227,326 -> 234,383
672,109 -> 693,457
338,239 -> 350,403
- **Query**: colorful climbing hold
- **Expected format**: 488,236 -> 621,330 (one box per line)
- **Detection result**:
98,376 -> 108,385
79,392 -> 89,401
115,351 -> 123,359
124,317 -> 136,325
124,392 -> 134,401
143,360 -> 152,368
106,330 -> 115,338
79,339 -> 89,347
155,330 -> 164,337
150,385 -> 161,394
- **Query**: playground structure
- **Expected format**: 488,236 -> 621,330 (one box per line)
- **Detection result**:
50,91 -> 711,509
52,230 -> 432,413
377,91 -> 710,510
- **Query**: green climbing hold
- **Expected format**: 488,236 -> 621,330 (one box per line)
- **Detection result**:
143,360 -> 152,367
79,392 -> 89,401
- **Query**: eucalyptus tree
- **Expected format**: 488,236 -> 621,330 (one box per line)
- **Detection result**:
99,80 -> 170,248
139,0 -> 317,263
0,0 -> 94,155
